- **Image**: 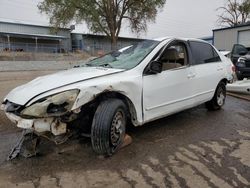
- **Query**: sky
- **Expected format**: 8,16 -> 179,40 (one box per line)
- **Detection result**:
0,0 -> 226,39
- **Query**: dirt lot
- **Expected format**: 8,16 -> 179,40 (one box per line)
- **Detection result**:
0,70 -> 249,188
0,52 -> 90,61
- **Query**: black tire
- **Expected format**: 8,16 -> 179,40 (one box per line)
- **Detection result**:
205,82 -> 226,111
237,74 -> 244,80
91,99 -> 127,156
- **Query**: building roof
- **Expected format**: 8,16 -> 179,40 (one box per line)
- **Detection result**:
213,23 -> 250,32
72,33 -> 145,41
0,31 -> 68,40
0,20 -> 71,30
200,36 -> 213,40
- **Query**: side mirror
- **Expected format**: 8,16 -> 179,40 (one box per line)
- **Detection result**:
148,60 -> 162,74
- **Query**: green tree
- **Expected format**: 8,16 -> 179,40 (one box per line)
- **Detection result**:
38,0 -> 166,50
217,0 -> 250,27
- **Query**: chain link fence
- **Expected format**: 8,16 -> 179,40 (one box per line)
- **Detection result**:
0,41 -> 64,53
71,37 -> 142,56
0,39 -> 141,61
0,41 -> 91,61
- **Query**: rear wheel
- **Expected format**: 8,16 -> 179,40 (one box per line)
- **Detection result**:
91,99 -> 127,156
205,82 -> 226,110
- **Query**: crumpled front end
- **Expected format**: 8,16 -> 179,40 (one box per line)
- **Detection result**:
1,89 -> 81,136
5,111 -> 67,136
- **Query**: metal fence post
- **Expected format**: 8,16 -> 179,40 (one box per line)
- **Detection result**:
35,37 -> 38,53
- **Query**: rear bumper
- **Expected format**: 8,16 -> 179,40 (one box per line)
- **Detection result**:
236,67 -> 250,78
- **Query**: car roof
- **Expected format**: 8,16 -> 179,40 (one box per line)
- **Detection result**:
153,37 -> 207,43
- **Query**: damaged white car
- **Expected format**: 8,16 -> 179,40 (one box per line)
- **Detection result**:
1,37 -> 233,156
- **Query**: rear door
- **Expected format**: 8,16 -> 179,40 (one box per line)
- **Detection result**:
188,41 -> 224,104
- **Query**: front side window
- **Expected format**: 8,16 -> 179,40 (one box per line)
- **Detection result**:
189,41 -> 221,65
82,40 -> 160,70
159,43 -> 188,71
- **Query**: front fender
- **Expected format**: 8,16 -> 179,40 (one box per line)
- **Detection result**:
72,81 -> 143,125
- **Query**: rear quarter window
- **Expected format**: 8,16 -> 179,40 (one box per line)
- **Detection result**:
189,41 -> 221,65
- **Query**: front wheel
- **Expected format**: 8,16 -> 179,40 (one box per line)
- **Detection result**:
205,82 -> 226,110
91,99 -> 127,156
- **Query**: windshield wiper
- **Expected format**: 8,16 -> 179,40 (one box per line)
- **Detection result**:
100,63 -> 113,68
85,63 -> 94,67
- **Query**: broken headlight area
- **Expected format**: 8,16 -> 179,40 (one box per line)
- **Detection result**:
2,90 -> 83,136
21,89 -> 80,118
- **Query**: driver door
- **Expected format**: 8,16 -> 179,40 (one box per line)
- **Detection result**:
142,41 -> 195,122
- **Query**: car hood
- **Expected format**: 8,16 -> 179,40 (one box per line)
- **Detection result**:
5,66 -> 124,105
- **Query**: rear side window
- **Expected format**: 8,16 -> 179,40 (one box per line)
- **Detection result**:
189,41 -> 221,65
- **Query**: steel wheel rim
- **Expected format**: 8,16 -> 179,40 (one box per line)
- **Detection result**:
110,110 -> 125,147
217,88 -> 225,106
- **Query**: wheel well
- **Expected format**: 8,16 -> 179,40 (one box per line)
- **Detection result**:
94,91 -> 138,125
77,91 -> 138,127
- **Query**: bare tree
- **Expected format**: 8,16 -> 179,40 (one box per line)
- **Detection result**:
217,0 -> 250,27
38,0 -> 166,50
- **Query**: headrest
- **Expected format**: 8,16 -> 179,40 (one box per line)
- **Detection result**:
162,48 -> 179,61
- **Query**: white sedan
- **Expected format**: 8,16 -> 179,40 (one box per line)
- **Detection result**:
1,37 -> 233,156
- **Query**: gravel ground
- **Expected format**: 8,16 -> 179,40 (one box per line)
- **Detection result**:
0,61 -> 84,72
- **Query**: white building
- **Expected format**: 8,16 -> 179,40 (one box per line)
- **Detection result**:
0,21 -> 71,52
213,23 -> 250,51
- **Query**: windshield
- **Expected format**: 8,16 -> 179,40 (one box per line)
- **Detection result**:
83,40 -> 159,70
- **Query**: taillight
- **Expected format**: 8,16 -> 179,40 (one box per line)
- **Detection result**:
237,58 -> 246,68
232,65 -> 236,72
